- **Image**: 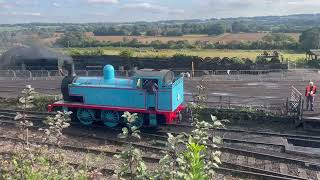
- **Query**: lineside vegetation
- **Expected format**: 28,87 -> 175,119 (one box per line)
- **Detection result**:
0,85 -> 225,179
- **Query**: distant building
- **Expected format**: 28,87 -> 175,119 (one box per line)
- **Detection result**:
306,49 -> 320,61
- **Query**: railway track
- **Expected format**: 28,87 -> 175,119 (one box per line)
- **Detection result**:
0,109 -> 320,179
1,108 -> 320,151
167,123 -> 320,141
0,124 -> 317,180
1,108 -> 319,141
1,109 -> 320,160
1,108 -> 319,142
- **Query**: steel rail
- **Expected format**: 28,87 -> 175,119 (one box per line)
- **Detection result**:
1,111 -> 320,169
0,127 -> 309,180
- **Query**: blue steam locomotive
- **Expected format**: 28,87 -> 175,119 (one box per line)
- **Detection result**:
48,64 -> 185,128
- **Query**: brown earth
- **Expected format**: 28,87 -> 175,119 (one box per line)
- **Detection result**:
88,33 -> 300,44
42,32 -> 301,45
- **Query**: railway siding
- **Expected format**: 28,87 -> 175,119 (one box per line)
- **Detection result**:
1,112 -> 320,179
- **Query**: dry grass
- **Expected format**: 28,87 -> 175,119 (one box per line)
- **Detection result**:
43,32 -> 300,45
88,33 -> 300,43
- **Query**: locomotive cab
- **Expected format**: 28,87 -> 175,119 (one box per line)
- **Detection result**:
134,69 -> 175,109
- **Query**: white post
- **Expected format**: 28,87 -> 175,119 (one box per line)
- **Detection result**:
191,61 -> 195,78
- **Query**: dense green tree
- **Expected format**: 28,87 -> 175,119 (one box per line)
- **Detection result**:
146,28 -> 160,36
231,21 -> 250,33
93,26 -> 128,36
131,29 -> 141,36
299,28 -> 320,50
207,23 -> 226,35
55,31 -> 98,47
263,33 -> 296,43
162,29 -> 183,36
150,40 -> 163,48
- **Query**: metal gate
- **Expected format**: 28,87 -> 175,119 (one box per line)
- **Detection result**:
288,86 -> 303,124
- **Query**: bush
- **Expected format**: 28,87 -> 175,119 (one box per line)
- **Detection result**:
244,58 -> 254,65
33,95 -> 59,111
295,58 -> 307,67
172,53 -> 188,59
230,57 -> 244,64
119,49 -> 134,58
256,56 -> 268,64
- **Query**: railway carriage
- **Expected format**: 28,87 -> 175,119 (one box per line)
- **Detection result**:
48,64 -> 185,128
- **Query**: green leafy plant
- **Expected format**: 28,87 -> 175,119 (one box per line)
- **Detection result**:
120,111 -> 141,139
113,111 -> 149,179
14,85 -> 37,148
1,148 -> 91,180
1,92 -> 93,179
156,114 -> 225,180
155,133 -> 186,179
159,77 -> 226,180
186,79 -> 209,122
179,137 -> 207,180
33,95 -> 59,111
40,110 -> 72,146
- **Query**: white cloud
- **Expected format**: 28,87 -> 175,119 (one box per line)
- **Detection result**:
122,2 -> 184,14
187,0 -> 320,19
86,0 -> 119,4
89,12 -> 110,16
53,2 -> 61,7
9,12 -> 41,16
0,2 -> 12,9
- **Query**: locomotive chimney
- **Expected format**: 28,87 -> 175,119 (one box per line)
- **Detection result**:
63,61 -> 76,77
104,64 -> 115,80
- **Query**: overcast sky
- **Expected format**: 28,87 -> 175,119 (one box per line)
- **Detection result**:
0,0 -> 319,24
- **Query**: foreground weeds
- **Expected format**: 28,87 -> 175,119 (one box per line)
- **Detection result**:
0,84 -> 225,180
1,85 -> 95,179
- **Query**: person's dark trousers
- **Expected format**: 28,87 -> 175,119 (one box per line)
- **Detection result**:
306,96 -> 315,111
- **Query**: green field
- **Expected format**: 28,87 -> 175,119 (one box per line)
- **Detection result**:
62,47 -> 306,62
0,26 -> 25,32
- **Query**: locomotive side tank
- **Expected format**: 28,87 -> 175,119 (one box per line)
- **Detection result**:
49,64 -> 185,128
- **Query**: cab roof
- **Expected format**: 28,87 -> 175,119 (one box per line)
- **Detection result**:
133,69 -> 175,84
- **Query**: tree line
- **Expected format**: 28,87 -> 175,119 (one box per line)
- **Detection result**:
2,13 -> 320,37
1,15 -> 320,51
92,22 -> 228,36
54,31 -> 306,51
0,27 -> 319,51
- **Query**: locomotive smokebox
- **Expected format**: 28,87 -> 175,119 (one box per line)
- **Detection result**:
104,64 -> 115,80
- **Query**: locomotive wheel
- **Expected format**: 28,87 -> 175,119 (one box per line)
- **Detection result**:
130,114 -> 144,128
77,109 -> 95,125
101,110 -> 120,128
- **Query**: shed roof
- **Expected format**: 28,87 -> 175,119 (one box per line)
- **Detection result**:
307,49 -> 320,56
